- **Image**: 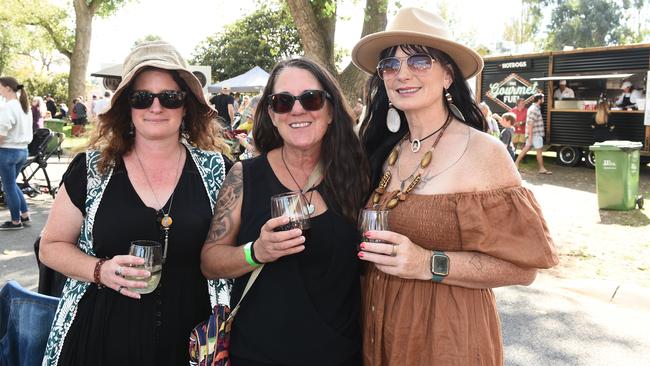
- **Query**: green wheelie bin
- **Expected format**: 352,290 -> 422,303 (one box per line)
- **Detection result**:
589,140 -> 644,210
45,118 -> 69,137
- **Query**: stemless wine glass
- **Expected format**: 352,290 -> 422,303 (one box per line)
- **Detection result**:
270,191 -> 312,238
126,240 -> 163,294
358,208 -> 390,243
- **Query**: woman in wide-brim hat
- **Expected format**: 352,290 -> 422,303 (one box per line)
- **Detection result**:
40,40 -> 231,365
352,7 -> 558,365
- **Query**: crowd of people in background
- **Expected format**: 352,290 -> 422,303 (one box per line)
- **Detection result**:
0,8 -> 563,364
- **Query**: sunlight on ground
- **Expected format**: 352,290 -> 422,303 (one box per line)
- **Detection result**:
0,249 -> 33,260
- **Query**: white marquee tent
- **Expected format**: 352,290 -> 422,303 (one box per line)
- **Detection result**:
208,66 -> 269,93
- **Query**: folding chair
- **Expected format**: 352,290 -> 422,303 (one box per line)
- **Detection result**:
19,128 -> 64,198
0,280 -> 59,366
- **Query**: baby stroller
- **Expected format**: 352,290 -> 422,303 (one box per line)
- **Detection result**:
19,128 -> 64,198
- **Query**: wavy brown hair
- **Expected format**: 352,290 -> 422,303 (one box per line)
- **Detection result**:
87,67 -> 230,173
253,57 -> 370,223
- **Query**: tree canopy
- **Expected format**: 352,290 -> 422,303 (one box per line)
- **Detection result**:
502,0 -> 648,52
544,0 -> 642,50
191,4 -> 302,83
1,0 -> 133,104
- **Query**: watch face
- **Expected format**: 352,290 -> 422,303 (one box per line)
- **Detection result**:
433,254 -> 449,276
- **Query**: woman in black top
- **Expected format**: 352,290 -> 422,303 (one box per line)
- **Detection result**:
592,100 -> 615,142
39,41 -> 230,365
201,57 -> 370,366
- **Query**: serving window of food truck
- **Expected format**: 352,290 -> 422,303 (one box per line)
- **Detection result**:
478,44 -> 650,167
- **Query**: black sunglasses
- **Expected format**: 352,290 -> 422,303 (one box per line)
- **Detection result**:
129,90 -> 187,109
376,53 -> 436,80
268,90 -> 331,114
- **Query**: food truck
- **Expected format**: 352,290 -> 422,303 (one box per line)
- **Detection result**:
477,44 -> 649,167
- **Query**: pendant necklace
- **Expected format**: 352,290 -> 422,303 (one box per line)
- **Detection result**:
372,114 -> 452,209
408,121 -> 446,153
281,146 -> 319,216
134,145 -> 183,262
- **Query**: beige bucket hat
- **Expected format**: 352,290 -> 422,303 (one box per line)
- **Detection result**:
351,7 -> 484,79
106,40 -> 212,114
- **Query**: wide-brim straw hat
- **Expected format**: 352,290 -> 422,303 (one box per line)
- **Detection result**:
352,7 -> 483,79
105,40 -> 213,114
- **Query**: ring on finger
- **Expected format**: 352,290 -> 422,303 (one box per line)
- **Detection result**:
390,245 -> 397,257
117,285 -> 125,294
114,267 -> 123,276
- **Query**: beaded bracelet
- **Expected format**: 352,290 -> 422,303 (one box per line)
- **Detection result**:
243,242 -> 260,267
94,258 -> 108,288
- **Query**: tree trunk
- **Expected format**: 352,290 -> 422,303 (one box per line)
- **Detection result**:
286,0 -> 387,103
285,0 -> 337,75
68,0 -> 94,106
338,0 -> 388,102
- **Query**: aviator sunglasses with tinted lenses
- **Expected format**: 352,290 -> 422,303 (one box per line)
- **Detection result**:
268,90 -> 332,114
376,53 -> 436,80
129,90 -> 187,109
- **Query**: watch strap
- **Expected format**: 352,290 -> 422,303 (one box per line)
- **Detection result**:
431,274 -> 446,283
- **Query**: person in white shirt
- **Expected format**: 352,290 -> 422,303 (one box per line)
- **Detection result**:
92,91 -> 112,119
0,76 -> 33,230
616,81 -> 644,110
553,80 -> 575,100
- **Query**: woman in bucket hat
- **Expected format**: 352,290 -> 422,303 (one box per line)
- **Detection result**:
39,40 -> 231,365
352,8 -> 558,365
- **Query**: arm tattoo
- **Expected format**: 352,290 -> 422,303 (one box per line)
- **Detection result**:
206,163 -> 242,244
469,253 -> 484,271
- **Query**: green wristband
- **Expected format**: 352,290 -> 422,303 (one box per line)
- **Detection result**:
243,242 -> 260,267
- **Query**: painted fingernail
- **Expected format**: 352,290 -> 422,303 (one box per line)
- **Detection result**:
358,252 -> 364,258
364,231 -> 371,238
359,243 -> 366,250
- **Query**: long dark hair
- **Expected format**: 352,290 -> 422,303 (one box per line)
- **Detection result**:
359,45 -> 486,186
253,57 -> 370,223
88,67 -> 229,173
0,76 -> 30,113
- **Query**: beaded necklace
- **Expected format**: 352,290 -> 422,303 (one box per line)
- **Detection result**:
372,114 -> 452,209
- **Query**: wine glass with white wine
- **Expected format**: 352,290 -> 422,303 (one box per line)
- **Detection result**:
126,240 -> 163,294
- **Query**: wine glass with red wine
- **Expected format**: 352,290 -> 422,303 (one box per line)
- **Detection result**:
270,191 -> 312,239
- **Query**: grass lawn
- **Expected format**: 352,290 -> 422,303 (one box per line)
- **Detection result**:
59,125 -> 91,154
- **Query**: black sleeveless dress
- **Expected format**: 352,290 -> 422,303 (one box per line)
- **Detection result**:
57,151 -> 220,365
229,155 -> 362,366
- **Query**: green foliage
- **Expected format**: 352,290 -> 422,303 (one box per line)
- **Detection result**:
0,27 -> 18,75
542,0 -> 645,50
503,0 -> 546,47
1,0 -> 75,56
23,73 -> 69,103
95,0 -> 134,18
190,5 -> 302,82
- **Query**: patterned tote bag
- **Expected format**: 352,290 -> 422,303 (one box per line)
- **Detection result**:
189,265 -> 263,366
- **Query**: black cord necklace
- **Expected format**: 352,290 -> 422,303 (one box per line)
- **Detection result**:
281,147 -> 316,215
408,118 -> 448,152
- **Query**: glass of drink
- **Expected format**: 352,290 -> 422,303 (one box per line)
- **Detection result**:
127,240 -> 163,294
270,191 -> 311,239
358,208 -> 390,243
